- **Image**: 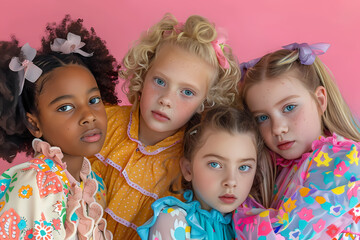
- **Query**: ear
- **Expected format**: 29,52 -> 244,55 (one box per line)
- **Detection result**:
180,157 -> 192,182
26,113 -> 43,138
314,86 -> 327,114
196,102 -> 204,114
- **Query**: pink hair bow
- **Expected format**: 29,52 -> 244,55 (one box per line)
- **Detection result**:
211,36 -> 230,69
9,43 -> 43,95
282,42 -> 330,65
50,32 -> 93,57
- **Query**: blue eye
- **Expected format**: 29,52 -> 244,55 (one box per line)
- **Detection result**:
182,89 -> 194,97
155,78 -> 166,87
256,115 -> 268,123
89,97 -> 101,104
209,162 -> 221,169
284,105 -> 296,112
239,165 -> 251,172
57,105 -> 73,112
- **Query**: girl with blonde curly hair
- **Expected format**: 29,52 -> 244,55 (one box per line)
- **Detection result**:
88,13 -> 240,239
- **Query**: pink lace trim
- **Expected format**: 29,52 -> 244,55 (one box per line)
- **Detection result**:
105,208 -> 138,230
94,154 -> 158,199
122,169 -> 159,199
127,112 -> 180,155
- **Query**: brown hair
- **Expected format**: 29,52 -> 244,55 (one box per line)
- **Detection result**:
174,105 -> 274,208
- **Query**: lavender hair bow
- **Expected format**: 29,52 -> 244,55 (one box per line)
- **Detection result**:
282,42 -> 330,65
239,57 -> 260,81
9,43 -> 43,95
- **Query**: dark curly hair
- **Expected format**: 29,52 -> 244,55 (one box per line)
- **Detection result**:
0,15 -> 120,163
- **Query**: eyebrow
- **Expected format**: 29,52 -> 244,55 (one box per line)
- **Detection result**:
49,87 -> 100,106
251,94 -> 300,114
203,153 -> 256,163
275,95 -> 300,106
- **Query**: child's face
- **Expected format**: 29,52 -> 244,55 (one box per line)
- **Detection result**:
182,129 -> 257,214
28,64 -> 107,158
245,73 -> 326,160
139,44 -> 213,144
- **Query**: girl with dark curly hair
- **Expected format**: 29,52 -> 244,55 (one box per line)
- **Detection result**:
0,16 -> 119,239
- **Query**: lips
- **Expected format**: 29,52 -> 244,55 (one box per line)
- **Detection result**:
277,141 -> 294,150
219,194 -> 237,204
152,110 -> 170,121
81,129 -> 102,143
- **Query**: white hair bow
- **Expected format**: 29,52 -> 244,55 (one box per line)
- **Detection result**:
9,43 -> 43,95
50,32 -> 93,57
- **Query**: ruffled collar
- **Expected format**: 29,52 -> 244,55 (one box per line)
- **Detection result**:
138,190 -> 234,240
127,104 -> 184,155
32,138 -> 90,186
275,133 -> 351,168
183,190 -> 233,224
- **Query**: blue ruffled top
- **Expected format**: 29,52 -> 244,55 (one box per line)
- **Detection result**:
137,190 -> 235,239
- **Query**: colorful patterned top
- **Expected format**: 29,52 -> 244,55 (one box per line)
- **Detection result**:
88,105 -> 184,239
234,134 -> 360,240
137,190 -> 235,240
0,139 -> 112,240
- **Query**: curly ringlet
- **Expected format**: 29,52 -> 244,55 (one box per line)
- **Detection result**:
121,13 -> 240,109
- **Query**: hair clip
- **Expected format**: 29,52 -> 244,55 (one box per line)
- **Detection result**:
189,129 -> 197,136
239,57 -> 261,82
9,43 -> 43,95
50,32 -> 93,57
282,42 -> 330,65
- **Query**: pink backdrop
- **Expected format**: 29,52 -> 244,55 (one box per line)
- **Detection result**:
1,0 -> 360,172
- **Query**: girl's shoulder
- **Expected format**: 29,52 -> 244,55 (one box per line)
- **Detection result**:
138,191 -> 234,240
105,104 -> 132,120
312,133 -> 359,149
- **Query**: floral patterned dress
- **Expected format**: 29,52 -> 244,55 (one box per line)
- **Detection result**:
137,190 -> 235,240
234,134 -> 360,240
0,139 -> 112,239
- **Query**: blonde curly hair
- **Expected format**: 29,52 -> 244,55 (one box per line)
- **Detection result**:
121,13 -> 240,109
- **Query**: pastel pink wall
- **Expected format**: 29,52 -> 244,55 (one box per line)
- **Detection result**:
1,0 -> 360,172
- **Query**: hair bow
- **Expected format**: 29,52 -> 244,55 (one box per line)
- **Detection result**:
282,42 -> 330,65
239,57 -> 261,81
9,43 -> 43,95
211,36 -> 230,69
50,32 -> 93,57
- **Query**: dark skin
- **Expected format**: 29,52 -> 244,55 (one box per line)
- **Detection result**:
27,65 -> 107,181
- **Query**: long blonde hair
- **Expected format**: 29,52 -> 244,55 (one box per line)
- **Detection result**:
121,13 -> 240,109
239,49 -> 360,142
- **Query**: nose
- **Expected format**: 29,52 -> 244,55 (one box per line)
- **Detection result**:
271,116 -> 288,137
158,92 -> 172,108
80,106 -> 96,125
222,170 -> 237,188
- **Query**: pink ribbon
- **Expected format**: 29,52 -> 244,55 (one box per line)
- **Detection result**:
211,35 -> 230,69
50,32 -> 93,57
8,43 -> 42,95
